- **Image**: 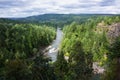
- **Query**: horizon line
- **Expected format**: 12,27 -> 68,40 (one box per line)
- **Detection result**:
0,13 -> 120,18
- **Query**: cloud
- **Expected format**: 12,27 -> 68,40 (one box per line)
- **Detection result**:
100,0 -> 115,6
0,0 -> 120,18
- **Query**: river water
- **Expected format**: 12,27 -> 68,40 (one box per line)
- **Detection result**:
46,28 -> 63,61
45,28 -> 103,80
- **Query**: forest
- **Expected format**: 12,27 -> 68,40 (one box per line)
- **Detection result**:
0,14 -> 120,80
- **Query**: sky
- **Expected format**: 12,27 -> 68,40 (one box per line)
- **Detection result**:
0,0 -> 120,18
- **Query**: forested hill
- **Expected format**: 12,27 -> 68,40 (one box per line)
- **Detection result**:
0,18 -> 23,24
13,14 -> 114,21
10,14 -> 119,27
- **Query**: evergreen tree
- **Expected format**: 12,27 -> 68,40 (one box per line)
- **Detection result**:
54,51 -> 68,80
67,38 -> 93,80
103,37 -> 120,80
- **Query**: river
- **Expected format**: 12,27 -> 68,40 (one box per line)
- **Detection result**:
44,28 -> 104,80
45,28 -> 103,80
46,28 -> 63,61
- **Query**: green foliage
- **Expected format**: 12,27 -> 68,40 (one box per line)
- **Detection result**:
62,21 -> 108,62
54,52 -> 68,80
59,22 -> 94,80
103,37 -> 120,80
0,24 -> 56,59
5,59 -> 31,80
0,22 -> 56,80
31,55 -> 56,80
3,53 -> 56,80
67,39 -> 93,80
108,37 -> 120,59
59,15 -> 120,79
0,15 -> 120,80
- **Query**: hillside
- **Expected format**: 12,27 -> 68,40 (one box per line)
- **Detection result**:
10,14 -> 118,27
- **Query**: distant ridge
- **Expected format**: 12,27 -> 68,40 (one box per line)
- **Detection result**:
10,14 -> 118,21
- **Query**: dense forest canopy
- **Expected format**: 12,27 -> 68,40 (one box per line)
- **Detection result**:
0,20 -> 56,80
0,14 -> 120,80
10,14 -> 120,28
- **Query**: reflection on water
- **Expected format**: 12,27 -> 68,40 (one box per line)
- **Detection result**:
47,28 -> 63,61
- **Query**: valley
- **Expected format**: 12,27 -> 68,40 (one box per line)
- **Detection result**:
0,14 -> 120,80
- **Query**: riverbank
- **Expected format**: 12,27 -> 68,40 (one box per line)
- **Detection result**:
43,28 -> 63,61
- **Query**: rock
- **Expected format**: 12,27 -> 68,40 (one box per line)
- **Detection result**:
107,23 -> 120,42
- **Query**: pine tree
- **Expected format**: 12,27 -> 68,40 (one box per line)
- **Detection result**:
67,38 -> 93,80
104,37 -> 120,80
54,51 -> 68,80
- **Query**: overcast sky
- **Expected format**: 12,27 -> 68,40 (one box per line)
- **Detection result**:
0,0 -> 120,18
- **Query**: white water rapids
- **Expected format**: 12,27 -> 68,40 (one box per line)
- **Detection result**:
45,28 -> 63,61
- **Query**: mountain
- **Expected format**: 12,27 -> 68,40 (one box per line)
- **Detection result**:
12,14 -> 116,22
6,14 -> 119,27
